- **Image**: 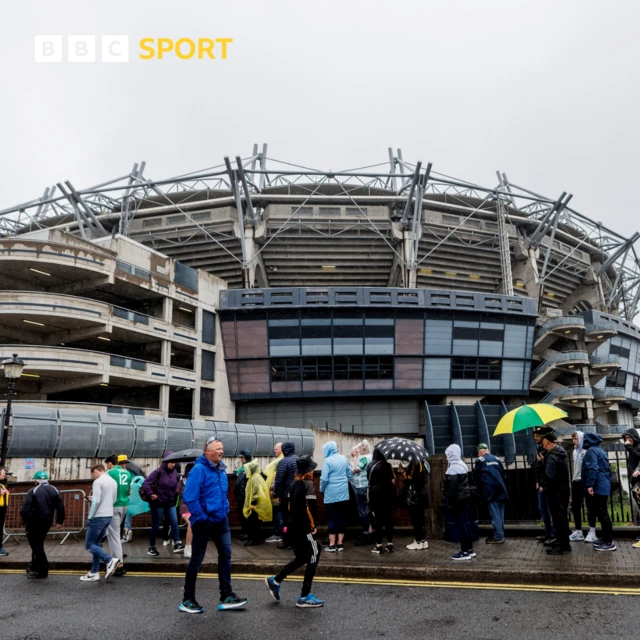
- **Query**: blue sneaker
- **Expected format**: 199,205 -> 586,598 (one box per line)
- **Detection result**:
265,576 -> 281,601
218,593 -> 248,610
179,599 -> 204,614
0,549 -> 8,557
594,542 -> 616,552
296,593 -> 324,608
451,551 -> 471,561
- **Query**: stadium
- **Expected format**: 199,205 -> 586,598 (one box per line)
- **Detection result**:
1,146 -> 640,475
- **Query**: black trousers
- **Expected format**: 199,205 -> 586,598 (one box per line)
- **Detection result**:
274,533 -> 321,597
370,498 -> 394,545
571,481 -> 596,530
0,506 -> 6,546
408,504 -> 426,541
245,510 -> 261,543
26,522 -> 51,577
547,491 -> 570,550
586,494 -> 613,543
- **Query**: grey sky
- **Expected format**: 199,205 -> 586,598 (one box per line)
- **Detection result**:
1,0 -> 639,241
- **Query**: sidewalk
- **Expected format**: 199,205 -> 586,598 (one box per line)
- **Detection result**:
3,533 -> 640,588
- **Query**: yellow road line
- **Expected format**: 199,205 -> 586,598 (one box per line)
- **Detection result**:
1,569 -> 639,596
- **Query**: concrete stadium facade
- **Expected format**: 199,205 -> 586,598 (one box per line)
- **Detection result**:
2,149 -> 640,473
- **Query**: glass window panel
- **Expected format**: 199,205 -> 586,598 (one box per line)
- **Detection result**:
425,320 -> 452,355
301,338 -> 332,355
452,340 -> 479,356
364,337 -> 394,355
271,358 -> 301,382
334,337 -> 363,355
424,358 -> 450,389
269,340 -> 300,356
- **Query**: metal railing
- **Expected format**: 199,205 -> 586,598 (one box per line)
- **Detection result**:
590,354 -> 621,367
593,387 -> 626,399
585,321 -> 616,335
531,351 -> 589,380
536,315 -> 585,339
475,449 -> 638,526
2,489 -> 87,545
541,386 -> 593,403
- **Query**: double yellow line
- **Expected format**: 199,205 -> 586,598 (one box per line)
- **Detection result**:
2,569 -> 639,596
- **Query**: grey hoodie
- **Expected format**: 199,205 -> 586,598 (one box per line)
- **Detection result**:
572,431 -> 585,482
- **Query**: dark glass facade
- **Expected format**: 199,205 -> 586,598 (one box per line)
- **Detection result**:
219,288 -> 536,401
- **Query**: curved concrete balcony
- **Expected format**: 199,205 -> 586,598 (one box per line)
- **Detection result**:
0,345 -> 197,395
530,351 -> 590,389
593,386 -> 626,405
534,316 -> 585,352
589,353 -> 621,384
0,238 -> 116,289
541,385 -> 593,407
584,321 -> 617,352
0,291 -> 197,347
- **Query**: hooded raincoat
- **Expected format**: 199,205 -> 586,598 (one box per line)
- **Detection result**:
444,444 -> 471,506
319,441 -> 352,504
572,431 -> 586,481
581,433 -> 612,496
243,461 -> 273,521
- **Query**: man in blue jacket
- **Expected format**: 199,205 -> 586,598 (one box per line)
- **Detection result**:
581,432 -> 615,552
474,443 -> 508,544
179,438 -> 248,614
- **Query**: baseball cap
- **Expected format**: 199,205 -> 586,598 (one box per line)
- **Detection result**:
117,455 -> 130,464
477,443 -> 489,452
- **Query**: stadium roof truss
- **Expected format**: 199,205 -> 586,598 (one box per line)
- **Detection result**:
1,144 -> 639,320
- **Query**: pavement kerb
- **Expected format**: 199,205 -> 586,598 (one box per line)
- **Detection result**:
3,557 -> 640,589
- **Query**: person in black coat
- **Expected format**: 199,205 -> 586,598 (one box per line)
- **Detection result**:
444,444 -> 475,560
401,461 -> 430,551
541,433 -> 571,555
273,442 -> 298,546
368,448 -> 396,554
623,429 -> 640,513
233,450 -> 252,540
20,471 -> 65,579
264,456 -> 324,608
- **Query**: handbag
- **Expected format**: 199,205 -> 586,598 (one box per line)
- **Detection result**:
139,476 -> 158,503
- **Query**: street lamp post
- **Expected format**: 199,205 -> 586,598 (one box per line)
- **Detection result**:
1,354 -> 25,468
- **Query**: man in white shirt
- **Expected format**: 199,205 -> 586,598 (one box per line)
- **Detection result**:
81,463 -> 119,582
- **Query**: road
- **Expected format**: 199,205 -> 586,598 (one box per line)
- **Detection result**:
0,571 -> 637,640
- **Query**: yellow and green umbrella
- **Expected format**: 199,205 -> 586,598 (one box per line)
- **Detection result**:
492,403 -> 568,436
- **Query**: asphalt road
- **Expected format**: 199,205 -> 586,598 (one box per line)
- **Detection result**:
0,572 -> 637,640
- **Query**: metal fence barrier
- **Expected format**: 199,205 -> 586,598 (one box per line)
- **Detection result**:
2,489 -> 87,545
475,450 -> 637,526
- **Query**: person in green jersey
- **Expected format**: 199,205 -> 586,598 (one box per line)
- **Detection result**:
105,454 -> 134,576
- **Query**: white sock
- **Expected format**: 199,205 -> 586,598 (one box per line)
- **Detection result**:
589,527 -> 596,535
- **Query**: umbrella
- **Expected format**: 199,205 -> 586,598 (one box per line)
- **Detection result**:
374,437 -> 429,465
493,403 -> 568,436
162,448 -> 202,462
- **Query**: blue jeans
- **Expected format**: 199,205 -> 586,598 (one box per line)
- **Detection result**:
273,504 -> 284,536
354,487 -> 371,532
124,511 -> 133,531
149,505 -> 179,546
183,517 -> 232,601
538,490 -> 556,537
487,500 -> 505,541
85,517 -> 113,574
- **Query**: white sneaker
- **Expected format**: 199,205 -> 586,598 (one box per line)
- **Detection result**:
126,529 -> 133,543
569,530 -> 585,542
80,572 -> 99,582
584,531 -> 598,543
105,558 -> 120,579
265,535 -> 282,543
406,540 -> 422,550
420,540 -> 429,549
162,539 -> 170,546
184,544 -> 192,559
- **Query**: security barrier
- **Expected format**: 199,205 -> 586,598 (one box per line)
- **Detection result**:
2,489 -> 87,545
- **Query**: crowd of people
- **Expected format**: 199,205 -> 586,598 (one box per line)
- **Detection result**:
2,425 -> 640,611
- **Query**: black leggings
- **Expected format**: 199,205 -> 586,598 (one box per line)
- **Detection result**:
370,499 -> 394,545
275,533 -> 322,597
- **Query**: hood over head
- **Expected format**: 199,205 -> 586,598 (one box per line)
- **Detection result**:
323,441 -> 338,458
622,428 -> 640,447
372,448 -> 386,463
161,451 -> 175,470
281,441 -> 296,457
583,432 -> 603,449
239,449 -> 253,462
445,444 -> 469,476
244,460 -> 260,477
573,431 -> 584,453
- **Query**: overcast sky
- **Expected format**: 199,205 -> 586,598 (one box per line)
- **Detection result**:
1,0 -> 639,241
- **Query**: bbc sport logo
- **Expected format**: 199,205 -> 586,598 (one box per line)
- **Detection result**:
34,35 -> 233,62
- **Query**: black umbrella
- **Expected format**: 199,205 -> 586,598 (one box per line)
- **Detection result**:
375,437 -> 429,465
162,448 -> 202,462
